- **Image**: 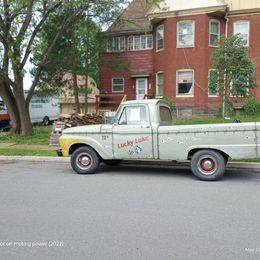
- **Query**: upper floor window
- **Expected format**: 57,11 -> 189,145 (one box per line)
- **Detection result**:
112,77 -> 124,93
156,72 -> 164,97
128,35 -> 153,51
176,70 -> 194,97
156,24 -> 164,51
234,21 -> 250,46
209,20 -> 220,46
177,21 -> 195,48
106,37 -> 125,52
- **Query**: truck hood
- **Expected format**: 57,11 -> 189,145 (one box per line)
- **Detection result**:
62,124 -> 102,135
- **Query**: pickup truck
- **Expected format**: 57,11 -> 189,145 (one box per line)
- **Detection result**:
58,99 -> 260,181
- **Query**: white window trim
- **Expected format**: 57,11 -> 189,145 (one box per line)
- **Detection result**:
208,69 -> 219,97
112,77 -> 124,93
177,20 -> 195,48
176,69 -> 195,98
209,19 -> 220,47
128,34 -> 153,51
233,20 -> 250,47
106,37 -> 126,53
156,24 -> 164,51
156,71 -> 164,97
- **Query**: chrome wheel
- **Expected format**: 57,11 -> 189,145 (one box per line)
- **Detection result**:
76,153 -> 93,170
197,155 -> 217,175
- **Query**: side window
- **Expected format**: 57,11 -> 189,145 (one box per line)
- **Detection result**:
159,106 -> 172,124
118,106 -> 148,125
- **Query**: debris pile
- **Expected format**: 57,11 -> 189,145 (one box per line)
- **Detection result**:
58,113 -> 104,128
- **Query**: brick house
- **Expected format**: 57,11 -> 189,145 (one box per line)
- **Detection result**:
99,0 -> 260,116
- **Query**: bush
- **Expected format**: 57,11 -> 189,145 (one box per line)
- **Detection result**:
243,98 -> 260,115
217,101 -> 235,118
160,96 -> 176,112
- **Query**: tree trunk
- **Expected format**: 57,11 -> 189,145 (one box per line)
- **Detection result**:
15,88 -> 32,135
72,45 -> 80,114
0,81 -> 21,134
72,72 -> 80,114
84,75 -> 88,114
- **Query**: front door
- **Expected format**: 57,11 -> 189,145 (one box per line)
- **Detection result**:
136,78 -> 148,100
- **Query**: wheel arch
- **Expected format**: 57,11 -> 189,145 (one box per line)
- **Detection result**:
69,143 -> 103,160
188,148 -> 230,163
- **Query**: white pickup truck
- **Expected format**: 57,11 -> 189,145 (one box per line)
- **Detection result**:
58,99 -> 260,181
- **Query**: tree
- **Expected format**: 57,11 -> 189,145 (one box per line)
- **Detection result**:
209,35 -> 256,118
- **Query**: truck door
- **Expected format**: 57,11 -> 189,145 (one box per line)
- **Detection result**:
112,105 -> 153,159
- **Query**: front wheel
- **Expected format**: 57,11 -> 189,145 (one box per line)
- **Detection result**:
71,147 -> 100,174
42,116 -> 50,126
191,150 -> 226,181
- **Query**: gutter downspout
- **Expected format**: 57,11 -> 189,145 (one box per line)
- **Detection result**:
223,8 -> 229,119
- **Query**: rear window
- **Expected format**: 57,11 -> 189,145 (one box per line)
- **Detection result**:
159,106 -> 172,124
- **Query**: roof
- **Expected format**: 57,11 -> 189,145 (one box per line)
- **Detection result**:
105,0 -> 152,35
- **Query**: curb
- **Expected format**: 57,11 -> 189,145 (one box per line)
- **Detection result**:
0,156 -> 260,170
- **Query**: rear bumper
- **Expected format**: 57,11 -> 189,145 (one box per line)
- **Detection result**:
56,149 -> 63,157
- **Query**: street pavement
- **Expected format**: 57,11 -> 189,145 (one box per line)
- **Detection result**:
0,160 -> 260,260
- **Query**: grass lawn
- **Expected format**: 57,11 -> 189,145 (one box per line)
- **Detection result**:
0,148 -> 56,157
0,125 -> 52,145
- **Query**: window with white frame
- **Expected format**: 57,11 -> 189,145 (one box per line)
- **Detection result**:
128,35 -> 153,51
106,37 -> 125,52
112,78 -> 124,93
209,20 -> 220,46
156,72 -> 164,97
208,69 -> 218,96
178,21 -> 195,47
176,70 -> 194,96
234,21 -> 250,46
156,24 -> 164,50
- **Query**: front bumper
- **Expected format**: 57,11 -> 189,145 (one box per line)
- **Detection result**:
56,149 -> 63,157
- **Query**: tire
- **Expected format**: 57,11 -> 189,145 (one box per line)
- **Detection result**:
71,146 -> 100,174
42,116 -> 50,126
191,150 -> 226,181
103,160 -> 122,166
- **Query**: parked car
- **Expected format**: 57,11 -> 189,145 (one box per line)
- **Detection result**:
0,98 -> 10,126
57,99 -> 260,181
29,96 -> 60,125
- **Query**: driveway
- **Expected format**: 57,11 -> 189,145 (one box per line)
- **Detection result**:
0,160 -> 260,260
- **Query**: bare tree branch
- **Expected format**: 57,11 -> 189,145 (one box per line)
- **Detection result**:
16,0 -> 34,44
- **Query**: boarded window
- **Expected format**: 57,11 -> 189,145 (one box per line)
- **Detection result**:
234,21 -> 250,46
178,21 -> 195,47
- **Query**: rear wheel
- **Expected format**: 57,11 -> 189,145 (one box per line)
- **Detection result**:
191,150 -> 226,181
71,147 -> 100,174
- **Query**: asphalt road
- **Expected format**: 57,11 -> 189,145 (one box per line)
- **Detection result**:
0,160 -> 260,260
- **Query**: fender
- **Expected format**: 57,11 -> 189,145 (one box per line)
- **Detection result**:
59,135 -> 111,159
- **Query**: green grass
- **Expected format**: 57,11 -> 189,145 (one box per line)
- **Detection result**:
0,148 -> 56,157
0,125 -> 52,145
